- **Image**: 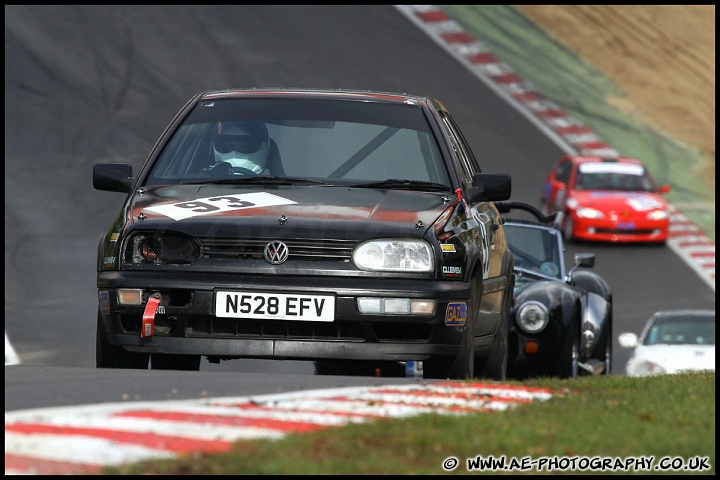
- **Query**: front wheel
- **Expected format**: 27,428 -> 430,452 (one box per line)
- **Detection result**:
151,353 -> 201,371
475,276 -> 512,381
595,320 -> 612,375
314,360 -> 404,377
423,355 -> 456,380
425,277 -> 483,380
96,311 -> 149,369
558,320 -> 580,378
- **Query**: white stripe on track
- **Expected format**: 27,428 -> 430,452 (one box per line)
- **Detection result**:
6,382 -> 553,475
5,431 -> 175,466
9,415 -> 289,442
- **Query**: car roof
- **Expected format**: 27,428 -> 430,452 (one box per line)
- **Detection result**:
196,88 -> 432,106
650,309 -> 716,320
561,155 -> 645,167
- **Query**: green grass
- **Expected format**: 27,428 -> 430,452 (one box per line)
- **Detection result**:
104,372 -> 715,475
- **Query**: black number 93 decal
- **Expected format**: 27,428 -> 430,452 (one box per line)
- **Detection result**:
175,197 -> 255,212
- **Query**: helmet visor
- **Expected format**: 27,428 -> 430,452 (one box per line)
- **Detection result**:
215,134 -> 263,154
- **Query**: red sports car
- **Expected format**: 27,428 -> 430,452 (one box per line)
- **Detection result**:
541,155 -> 671,244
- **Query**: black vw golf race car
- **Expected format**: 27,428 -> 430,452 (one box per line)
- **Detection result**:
93,88 -> 513,380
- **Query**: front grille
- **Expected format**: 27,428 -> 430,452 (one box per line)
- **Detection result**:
199,237 -> 355,261
595,228 -> 656,235
194,316 -> 365,340
373,322 -> 432,341
120,313 -> 432,343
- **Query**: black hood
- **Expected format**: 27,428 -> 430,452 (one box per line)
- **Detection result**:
128,184 -> 453,241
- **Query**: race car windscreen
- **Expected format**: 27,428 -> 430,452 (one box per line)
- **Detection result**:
145,98 -> 451,187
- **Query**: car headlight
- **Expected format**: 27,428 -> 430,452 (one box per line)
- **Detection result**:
646,210 -> 669,220
353,239 -> 433,272
576,207 -> 605,219
124,231 -> 201,264
516,301 -> 550,334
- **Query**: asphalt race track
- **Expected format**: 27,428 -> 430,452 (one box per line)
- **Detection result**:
5,0 -> 715,402
4,3 -> 715,458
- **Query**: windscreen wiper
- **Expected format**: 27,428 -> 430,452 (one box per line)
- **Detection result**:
183,176 -> 332,186
349,179 -> 451,192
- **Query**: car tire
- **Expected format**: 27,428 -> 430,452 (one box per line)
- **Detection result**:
601,333 -> 612,375
475,275 -> 512,381
424,320 -> 475,379
96,310 -> 149,369
314,360 -> 403,377
558,319 -> 580,378
151,353 -> 201,371
425,276 -> 484,380
423,354 -> 460,380
474,318 -> 507,381
313,360 -> 352,376
595,316 -> 613,375
571,273 -> 613,376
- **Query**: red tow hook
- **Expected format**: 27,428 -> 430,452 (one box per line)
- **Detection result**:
141,292 -> 161,338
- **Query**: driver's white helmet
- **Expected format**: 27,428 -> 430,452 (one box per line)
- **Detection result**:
213,120 -> 269,173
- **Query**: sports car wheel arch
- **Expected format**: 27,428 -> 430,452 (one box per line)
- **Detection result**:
558,317 -> 580,378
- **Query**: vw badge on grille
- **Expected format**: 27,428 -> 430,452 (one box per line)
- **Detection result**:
264,240 -> 289,265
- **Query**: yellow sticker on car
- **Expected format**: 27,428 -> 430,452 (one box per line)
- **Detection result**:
445,302 -> 467,325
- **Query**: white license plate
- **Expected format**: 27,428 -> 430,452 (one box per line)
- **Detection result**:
215,291 -> 335,321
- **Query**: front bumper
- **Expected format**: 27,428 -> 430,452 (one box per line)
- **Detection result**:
571,216 -> 668,243
507,323 -> 563,377
98,271 -> 479,361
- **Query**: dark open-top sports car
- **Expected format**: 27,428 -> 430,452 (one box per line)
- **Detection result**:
93,88 -> 514,380
496,201 -> 613,379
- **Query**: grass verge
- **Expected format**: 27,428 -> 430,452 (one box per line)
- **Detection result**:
104,371 -> 715,475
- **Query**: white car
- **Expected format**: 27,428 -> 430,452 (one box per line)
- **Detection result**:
619,309 -> 715,377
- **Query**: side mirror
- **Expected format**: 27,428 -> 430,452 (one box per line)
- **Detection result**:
551,179 -> 566,191
618,332 -> 639,349
466,173 -> 512,202
566,253 -> 595,278
574,253 -> 595,268
93,163 -> 134,193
